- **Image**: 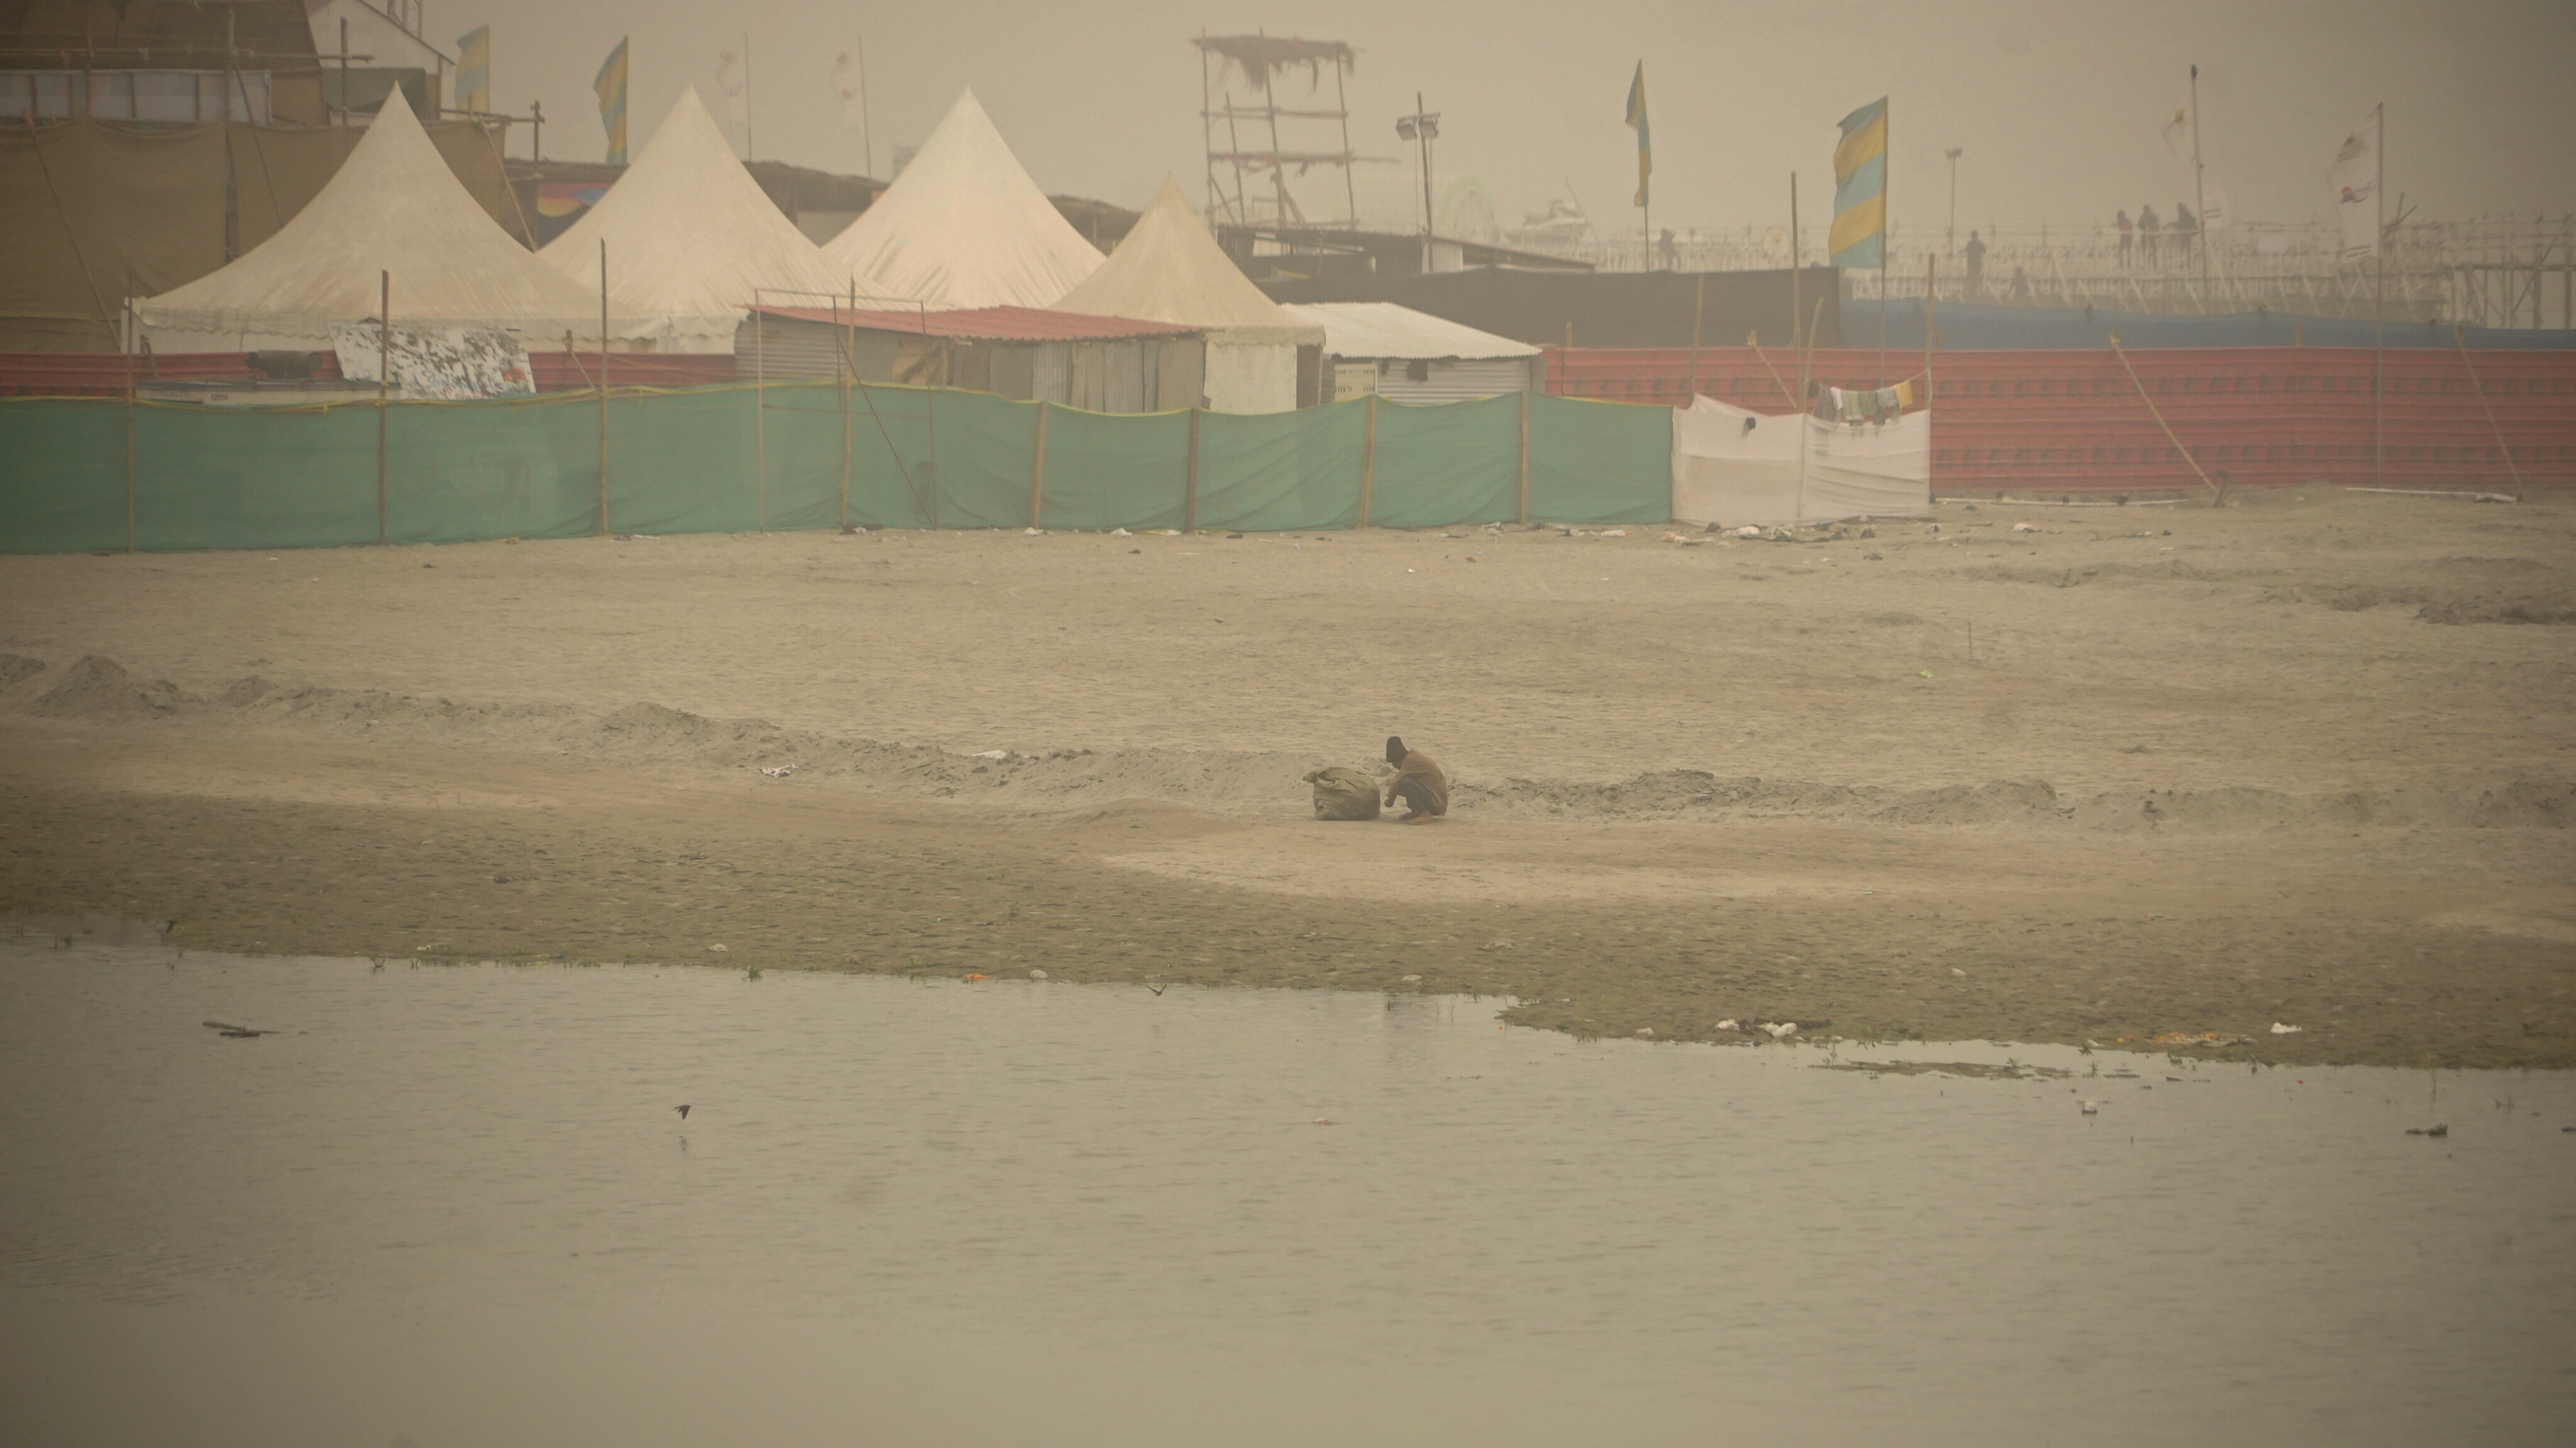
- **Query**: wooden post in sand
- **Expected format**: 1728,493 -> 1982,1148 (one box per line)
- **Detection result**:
1182,406 -> 1201,534
1028,401 -> 1048,528
1516,386 -> 1531,525
1358,393 -> 1377,528
597,240 -> 610,536
377,270 -> 390,547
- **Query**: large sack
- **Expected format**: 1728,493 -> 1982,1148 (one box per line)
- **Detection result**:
1304,766 -> 1382,821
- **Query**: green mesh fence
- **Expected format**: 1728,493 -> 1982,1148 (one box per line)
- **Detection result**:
0,399 -> 128,552
1525,394 -> 1673,525
0,382 -> 1673,553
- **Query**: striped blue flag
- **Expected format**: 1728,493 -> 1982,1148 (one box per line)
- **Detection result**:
1831,97 -> 1887,269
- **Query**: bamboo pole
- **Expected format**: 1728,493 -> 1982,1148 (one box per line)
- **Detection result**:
840,282 -> 853,530
2453,326 -> 2526,497
597,241 -> 609,536
2108,333 -> 2222,499
1358,392 -> 1377,528
1685,272 -> 1704,402
918,303 -> 941,530
1749,329 -> 1797,411
1182,406 -> 1201,534
1788,174 -> 1800,370
1028,401 -> 1048,528
1516,386 -> 1531,525
123,299 -> 135,554
377,269 -> 389,546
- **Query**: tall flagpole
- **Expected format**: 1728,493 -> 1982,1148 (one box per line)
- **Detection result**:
2373,102 -> 2385,487
2190,64 -> 2209,295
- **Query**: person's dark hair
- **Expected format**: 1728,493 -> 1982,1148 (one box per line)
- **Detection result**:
1385,736 -> 1407,766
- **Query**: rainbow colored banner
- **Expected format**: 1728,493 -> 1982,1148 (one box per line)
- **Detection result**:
594,37 -> 630,165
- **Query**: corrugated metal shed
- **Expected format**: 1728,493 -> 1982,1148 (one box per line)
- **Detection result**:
1276,302 -> 1538,360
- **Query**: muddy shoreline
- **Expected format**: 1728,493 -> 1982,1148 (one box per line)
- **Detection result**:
3,490 -> 2570,1068
3,723 -> 2567,1069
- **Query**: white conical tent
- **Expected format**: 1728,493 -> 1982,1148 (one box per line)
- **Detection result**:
1055,176 -> 1321,414
819,89 -> 1102,309
136,91 -> 617,351
541,87 -> 848,351
1055,177 -> 1296,329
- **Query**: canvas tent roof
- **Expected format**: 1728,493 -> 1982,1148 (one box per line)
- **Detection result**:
541,87 -> 848,338
136,91 -> 616,345
1275,301 -> 1538,360
819,89 -> 1103,309
1055,177 -> 1318,340
748,304 -> 1197,342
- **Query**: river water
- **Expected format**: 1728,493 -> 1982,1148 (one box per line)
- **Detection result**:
3,923 -> 2570,1447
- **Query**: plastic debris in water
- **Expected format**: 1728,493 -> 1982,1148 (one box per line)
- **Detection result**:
2269,1022 -> 2304,1034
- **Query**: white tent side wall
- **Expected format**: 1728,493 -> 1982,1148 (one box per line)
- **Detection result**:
1672,396 -> 1929,526
1204,331 -> 1299,414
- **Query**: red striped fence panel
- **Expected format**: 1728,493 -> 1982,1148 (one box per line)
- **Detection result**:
1548,345 -> 2576,491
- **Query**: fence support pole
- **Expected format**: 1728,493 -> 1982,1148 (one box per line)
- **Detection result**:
1182,406 -> 1201,534
1685,273 -> 1704,402
377,270 -> 389,546
2108,333 -> 2222,501
597,240 -> 610,537
839,289 -> 852,530
1028,401 -> 1048,528
1516,387 -> 1531,525
2453,325 -> 2526,497
1358,393 -> 1377,528
123,300 -> 135,554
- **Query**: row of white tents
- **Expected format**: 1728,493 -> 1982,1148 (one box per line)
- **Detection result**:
121,84 -> 1925,521
130,87 -> 1354,411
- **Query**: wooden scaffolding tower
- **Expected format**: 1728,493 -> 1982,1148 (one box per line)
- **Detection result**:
1194,33 -> 1361,229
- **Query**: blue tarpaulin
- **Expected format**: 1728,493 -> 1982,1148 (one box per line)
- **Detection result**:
1868,298 -> 2576,351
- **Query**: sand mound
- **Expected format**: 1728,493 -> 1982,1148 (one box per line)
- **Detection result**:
25,655 -> 189,719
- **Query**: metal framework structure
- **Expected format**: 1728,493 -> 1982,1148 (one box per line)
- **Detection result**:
1194,33 -> 1361,230
1509,214 -> 2574,328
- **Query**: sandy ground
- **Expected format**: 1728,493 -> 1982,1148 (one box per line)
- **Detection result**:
2,486 -> 2571,1066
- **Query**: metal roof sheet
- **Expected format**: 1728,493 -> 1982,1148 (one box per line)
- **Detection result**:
1277,301 -> 1540,360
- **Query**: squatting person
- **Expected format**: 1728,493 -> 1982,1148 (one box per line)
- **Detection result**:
1382,735 -> 1448,825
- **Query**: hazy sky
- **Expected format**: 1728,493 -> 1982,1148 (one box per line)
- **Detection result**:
443,1 -> 2573,237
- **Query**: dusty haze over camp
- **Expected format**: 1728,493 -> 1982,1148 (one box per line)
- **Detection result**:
445,0 -> 2571,234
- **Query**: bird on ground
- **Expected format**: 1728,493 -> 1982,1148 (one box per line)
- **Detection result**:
674,1105 -> 691,1121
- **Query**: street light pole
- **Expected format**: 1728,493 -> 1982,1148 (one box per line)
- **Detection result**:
1397,95 -> 1440,276
1945,147 -> 1963,255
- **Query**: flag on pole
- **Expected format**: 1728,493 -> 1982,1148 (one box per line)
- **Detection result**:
594,37 -> 630,165
830,47 -> 866,133
2328,103 -> 2382,259
455,26 -> 491,114
714,43 -> 748,150
1830,97 -> 1887,269
1624,63 -> 1650,208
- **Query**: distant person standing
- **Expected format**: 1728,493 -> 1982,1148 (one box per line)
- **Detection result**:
1657,228 -> 1680,270
2172,203 -> 2199,260
1380,736 -> 1448,825
2116,209 -> 2134,265
1963,230 -> 1987,297
2138,205 -> 2161,263
2009,264 -> 2029,301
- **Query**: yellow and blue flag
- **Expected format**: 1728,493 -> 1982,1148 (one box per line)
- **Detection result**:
1830,96 -> 1887,269
1624,63 -> 1650,208
594,37 -> 630,165
455,26 -> 491,114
